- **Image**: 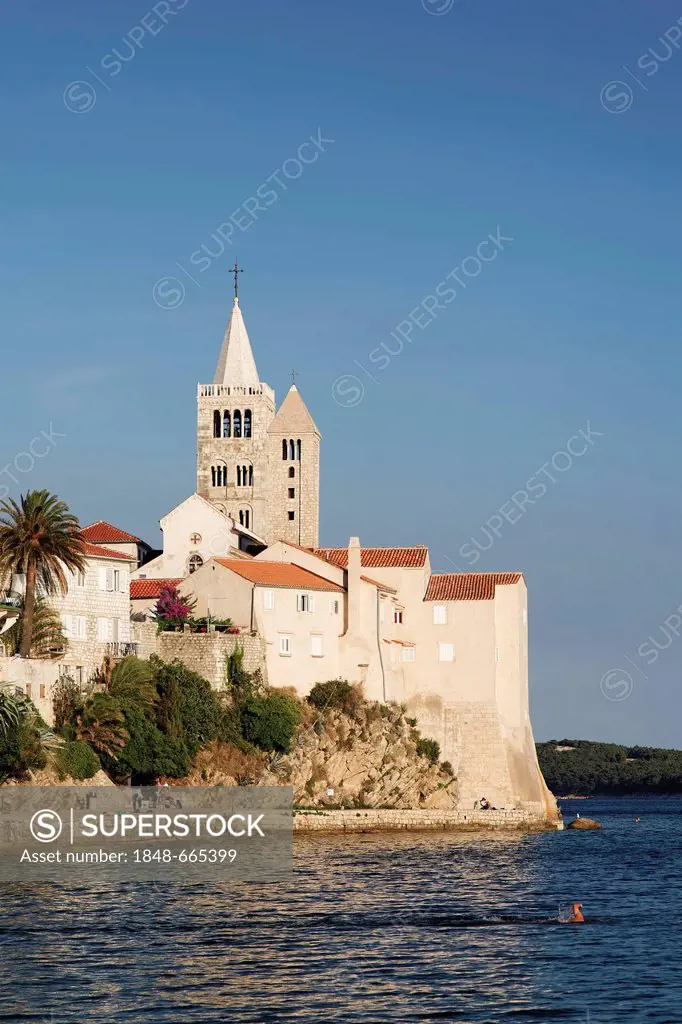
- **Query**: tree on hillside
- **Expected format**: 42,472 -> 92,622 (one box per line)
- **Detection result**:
0,491 -> 86,658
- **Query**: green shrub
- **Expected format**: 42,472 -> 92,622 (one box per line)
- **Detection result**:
153,658 -> 220,757
416,738 -> 440,764
52,676 -> 83,736
110,705 -> 190,781
242,692 -> 302,752
307,680 -> 362,716
405,717 -> 417,728
440,760 -> 455,777
0,719 -> 47,781
54,740 -> 100,781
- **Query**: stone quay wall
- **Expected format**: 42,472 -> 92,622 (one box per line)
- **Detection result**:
157,632 -> 267,689
293,805 -> 554,833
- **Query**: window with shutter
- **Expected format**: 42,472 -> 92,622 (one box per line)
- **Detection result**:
433,605 -> 447,625
311,635 -> 323,657
106,568 -> 114,592
99,568 -> 107,591
263,590 -> 275,610
438,642 -> 454,663
279,634 -> 292,656
96,618 -> 108,642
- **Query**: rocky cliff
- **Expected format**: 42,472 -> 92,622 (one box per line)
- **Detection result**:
185,699 -> 458,809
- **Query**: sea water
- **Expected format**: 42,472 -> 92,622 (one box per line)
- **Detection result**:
0,796 -> 679,1022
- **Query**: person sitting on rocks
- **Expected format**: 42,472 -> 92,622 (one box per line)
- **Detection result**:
479,797 -> 490,810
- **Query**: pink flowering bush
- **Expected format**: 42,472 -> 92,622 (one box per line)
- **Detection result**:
154,585 -> 194,631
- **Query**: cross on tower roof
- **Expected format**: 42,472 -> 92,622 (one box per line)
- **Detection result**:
229,260 -> 244,300
291,368 -> 298,386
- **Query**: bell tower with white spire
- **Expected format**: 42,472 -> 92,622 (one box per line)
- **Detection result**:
197,264 -> 320,546
196,262 -> 276,537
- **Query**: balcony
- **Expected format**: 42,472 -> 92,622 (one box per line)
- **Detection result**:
105,641 -> 139,658
198,382 -> 275,403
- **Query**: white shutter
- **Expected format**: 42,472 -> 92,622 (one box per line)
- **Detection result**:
61,614 -> 72,640
107,619 -> 115,640
311,635 -> 323,657
106,568 -> 114,592
309,594 -> 315,613
438,642 -> 454,663
96,617 -> 108,642
120,570 -> 129,594
78,616 -> 87,639
99,568 -> 107,591
433,605 -> 447,625
263,590 -> 274,610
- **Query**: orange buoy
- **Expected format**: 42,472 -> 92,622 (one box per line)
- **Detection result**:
567,902 -> 584,923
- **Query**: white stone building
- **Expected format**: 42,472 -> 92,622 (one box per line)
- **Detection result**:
50,539 -> 137,683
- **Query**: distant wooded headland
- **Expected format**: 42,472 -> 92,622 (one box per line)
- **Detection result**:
537,739 -> 682,796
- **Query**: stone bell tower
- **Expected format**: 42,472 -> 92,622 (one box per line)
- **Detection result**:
196,267 -> 320,546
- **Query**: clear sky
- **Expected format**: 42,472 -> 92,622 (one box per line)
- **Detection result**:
2,0 -> 682,746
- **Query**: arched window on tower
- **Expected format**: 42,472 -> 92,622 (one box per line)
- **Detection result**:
282,439 -> 287,460
188,554 -> 204,575
239,508 -> 251,529
297,439 -> 301,461
248,465 -> 253,486
212,463 -> 227,487
244,410 -> 252,438
233,410 -> 242,438
288,466 -> 295,478
289,439 -> 295,461
213,411 -> 221,438
223,411 -> 231,438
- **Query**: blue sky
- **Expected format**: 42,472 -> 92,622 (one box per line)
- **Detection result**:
2,0 -> 682,745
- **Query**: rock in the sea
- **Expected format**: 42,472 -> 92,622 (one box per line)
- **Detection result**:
567,817 -> 602,830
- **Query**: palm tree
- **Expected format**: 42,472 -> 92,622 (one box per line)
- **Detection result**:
77,694 -> 128,758
0,686 -> 27,737
92,654 -> 157,710
0,491 -> 86,658
2,596 -> 67,658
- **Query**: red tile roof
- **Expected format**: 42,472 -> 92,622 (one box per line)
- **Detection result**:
314,546 -> 428,569
83,542 -> 136,562
130,578 -> 184,600
424,573 -> 522,601
215,559 -> 344,592
82,521 -> 140,544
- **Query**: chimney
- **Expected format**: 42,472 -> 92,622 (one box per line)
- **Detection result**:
347,536 -> 361,635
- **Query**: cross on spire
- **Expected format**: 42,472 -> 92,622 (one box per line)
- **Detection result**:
229,260 -> 244,300
291,368 -> 298,386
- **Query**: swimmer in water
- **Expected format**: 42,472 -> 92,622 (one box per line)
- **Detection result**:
567,902 -> 584,923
